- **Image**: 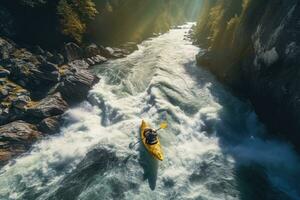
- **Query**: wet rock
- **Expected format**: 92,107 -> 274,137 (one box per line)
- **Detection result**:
0,88 -> 8,99
39,61 -> 59,72
11,95 -> 31,110
0,120 -> 41,165
85,43 -> 100,57
86,58 -> 95,66
58,65 -> 99,103
68,60 -> 90,69
48,53 -> 65,65
64,42 -> 83,62
0,67 -> 10,78
27,92 -> 68,119
48,148 -> 118,200
32,45 -> 45,55
91,55 -> 107,64
37,115 -> 62,134
0,79 -> 30,125
0,37 -> 15,60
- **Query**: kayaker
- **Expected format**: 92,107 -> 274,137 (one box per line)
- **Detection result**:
144,128 -> 158,145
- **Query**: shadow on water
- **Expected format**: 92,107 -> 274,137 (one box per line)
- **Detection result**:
138,140 -> 159,190
183,60 -> 300,199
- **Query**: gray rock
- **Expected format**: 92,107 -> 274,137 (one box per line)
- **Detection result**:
0,37 -> 15,60
0,67 -> 10,78
91,55 -> 107,64
48,53 -> 65,65
39,61 -> 59,72
27,92 -> 68,119
11,95 -> 31,110
0,88 -> 8,99
37,115 -> 61,134
0,120 -> 41,165
68,60 -> 90,69
85,43 -> 100,57
86,58 -> 95,66
58,68 -> 99,103
65,43 -> 83,62
33,45 -> 45,55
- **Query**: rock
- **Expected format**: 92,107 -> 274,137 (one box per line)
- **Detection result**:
91,55 -> 107,65
27,92 -> 68,119
48,53 -> 65,65
0,80 -> 31,125
58,67 -> 99,103
0,88 -> 8,99
68,60 -> 90,69
0,120 -> 41,165
39,61 -> 59,72
37,115 -> 61,134
32,45 -> 45,55
5,51 -> 60,98
11,95 -> 31,110
0,67 -> 10,78
0,37 -> 15,60
98,45 -> 114,58
86,58 -> 95,66
64,43 -> 83,62
45,51 -> 54,59
85,43 -> 100,57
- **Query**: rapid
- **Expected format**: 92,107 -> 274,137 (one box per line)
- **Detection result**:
0,23 -> 299,200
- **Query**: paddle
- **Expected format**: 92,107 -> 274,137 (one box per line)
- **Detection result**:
129,121 -> 168,149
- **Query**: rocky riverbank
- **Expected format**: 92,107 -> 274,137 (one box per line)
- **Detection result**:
0,36 -> 138,166
194,0 -> 300,149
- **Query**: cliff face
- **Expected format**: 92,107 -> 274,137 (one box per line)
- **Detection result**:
195,0 -> 300,147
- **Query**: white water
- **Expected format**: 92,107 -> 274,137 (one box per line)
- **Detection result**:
0,23 -> 299,200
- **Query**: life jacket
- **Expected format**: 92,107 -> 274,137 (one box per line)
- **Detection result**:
144,129 -> 158,145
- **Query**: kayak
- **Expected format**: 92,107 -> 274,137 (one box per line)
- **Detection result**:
140,120 -> 164,161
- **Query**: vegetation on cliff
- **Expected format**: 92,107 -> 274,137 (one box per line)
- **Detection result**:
195,0 -> 300,148
0,0 -> 201,48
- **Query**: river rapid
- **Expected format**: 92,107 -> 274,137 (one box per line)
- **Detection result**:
0,23 -> 299,200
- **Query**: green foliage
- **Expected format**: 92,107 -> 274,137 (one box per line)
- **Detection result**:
57,0 -> 98,43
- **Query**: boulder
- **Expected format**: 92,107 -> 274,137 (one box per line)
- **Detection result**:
0,66 -> 10,78
0,120 -> 41,165
37,115 -> 62,134
86,58 -> 95,66
85,43 -> 100,57
58,67 -> 99,103
0,80 -> 30,125
68,60 -> 90,69
64,43 -> 83,62
0,37 -> 15,60
48,53 -> 65,65
27,92 -> 68,119
39,61 -> 59,72
91,55 -> 107,65
32,45 -> 45,55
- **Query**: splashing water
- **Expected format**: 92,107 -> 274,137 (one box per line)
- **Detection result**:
0,23 -> 299,200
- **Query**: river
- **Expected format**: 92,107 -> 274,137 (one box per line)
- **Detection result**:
0,23 -> 299,200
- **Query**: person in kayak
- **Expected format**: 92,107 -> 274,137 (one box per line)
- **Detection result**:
144,128 -> 158,145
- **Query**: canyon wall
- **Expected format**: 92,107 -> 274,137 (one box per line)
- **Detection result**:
195,0 -> 300,147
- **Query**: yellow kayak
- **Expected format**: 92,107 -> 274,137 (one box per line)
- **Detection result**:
140,120 -> 164,161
